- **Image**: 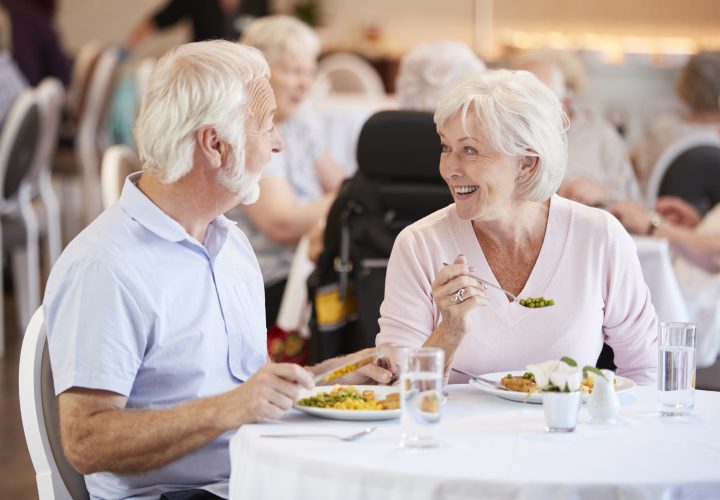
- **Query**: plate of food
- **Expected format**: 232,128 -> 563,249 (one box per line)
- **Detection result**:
468,371 -> 635,404
294,385 -> 401,421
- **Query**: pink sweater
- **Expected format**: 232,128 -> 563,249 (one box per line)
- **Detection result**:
377,196 -> 658,385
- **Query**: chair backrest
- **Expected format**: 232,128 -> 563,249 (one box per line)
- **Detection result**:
32,78 -> 66,187
134,57 -> 156,108
67,41 -> 103,123
19,307 -> 90,500
100,145 -> 140,208
0,90 -> 40,204
645,131 -> 720,208
658,144 -> 720,216
317,53 -> 386,98
309,110 -> 451,360
75,45 -> 121,222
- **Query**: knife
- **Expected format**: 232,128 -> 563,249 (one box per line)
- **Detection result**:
451,367 -> 509,391
313,350 -> 384,384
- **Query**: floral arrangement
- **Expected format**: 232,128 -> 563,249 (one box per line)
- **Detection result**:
528,357 -> 606,392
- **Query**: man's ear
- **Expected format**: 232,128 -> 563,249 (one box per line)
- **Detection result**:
195,126 -> 225,170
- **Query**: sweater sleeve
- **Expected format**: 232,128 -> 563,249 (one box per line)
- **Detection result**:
376,228 -> 437,348
603,216 -> 658,385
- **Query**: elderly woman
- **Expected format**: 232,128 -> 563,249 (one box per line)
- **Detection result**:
231,15 -> 347,327
633,51 -> 720,190
396,40 -> 486,112
376,70 -> 658,385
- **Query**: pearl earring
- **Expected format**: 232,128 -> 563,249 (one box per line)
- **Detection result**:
516,176 -> 524,183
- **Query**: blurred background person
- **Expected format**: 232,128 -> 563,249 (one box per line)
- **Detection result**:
632,51 -> 720,191
0,0 -> 70,86
124,0 -> 269,54
611,196 -> 720,367
377,70 -> 657,385
514,49 -> 642,207
395,39 -> 486,112
0,4 -> 27,127
230,15 -> 347,329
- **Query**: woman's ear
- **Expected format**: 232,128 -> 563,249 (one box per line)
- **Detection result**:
195,126 -> 225,170
520,155 -> 539,175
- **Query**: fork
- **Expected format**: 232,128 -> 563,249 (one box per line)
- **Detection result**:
441,262 -> 519,303
260,427 -> 376,441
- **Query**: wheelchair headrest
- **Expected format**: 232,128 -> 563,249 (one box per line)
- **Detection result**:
356,110 -> 443,181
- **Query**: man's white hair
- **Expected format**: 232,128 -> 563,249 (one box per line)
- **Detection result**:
240,15 -> 320,64
434,70 -> 569,202
134,40 -> 269,184
396,40 -> 486,112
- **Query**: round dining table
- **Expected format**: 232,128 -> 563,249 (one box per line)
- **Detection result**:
229,384 -> 720,500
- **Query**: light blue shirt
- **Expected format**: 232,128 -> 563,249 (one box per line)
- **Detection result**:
44,173 -> 267,500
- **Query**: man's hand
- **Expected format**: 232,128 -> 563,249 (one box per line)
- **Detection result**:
223,363 -> 314,426
311,348 -> 394,386
655,196 -> 702,228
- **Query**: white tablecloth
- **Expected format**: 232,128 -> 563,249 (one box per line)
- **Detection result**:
634,235 -> 690,323
229,385 -> 720,500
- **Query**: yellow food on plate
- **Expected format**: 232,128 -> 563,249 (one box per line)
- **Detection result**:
297,385 -> 399,410
500,372 -> 615,394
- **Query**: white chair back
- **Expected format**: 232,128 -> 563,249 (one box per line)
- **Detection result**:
33,77 -> 65,266
19,307 -> 90,500
0,90 -> 41,355
645,131 -> 720,207
75,46 -> 121,223
317,53 -> 386,98
100,145 -> 139,208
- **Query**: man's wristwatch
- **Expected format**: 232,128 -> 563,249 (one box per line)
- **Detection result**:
647,212 -> 662,235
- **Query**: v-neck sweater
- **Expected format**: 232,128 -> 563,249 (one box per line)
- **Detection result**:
377,195 -> 658,385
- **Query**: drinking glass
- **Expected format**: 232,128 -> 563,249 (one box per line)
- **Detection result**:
399,347 -> 444,448
658,322 -> 696,416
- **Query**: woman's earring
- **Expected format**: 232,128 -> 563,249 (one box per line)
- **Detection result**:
515,176 -> 525,183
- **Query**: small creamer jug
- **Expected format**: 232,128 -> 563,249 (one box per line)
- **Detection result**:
587,369 -> 620,424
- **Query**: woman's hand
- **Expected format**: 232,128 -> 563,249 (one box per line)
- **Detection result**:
432,254 -> 489,339
609,200 -> 653,234
655,196 -> 702,228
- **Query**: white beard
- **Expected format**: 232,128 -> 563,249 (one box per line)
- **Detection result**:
217,151 -> 262,205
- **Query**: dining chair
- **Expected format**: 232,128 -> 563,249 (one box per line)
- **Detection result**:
0,90 -> 41,358
74,45 -> 121,224
19,307 -> 90,500
100,145 -> 139,208
645,131 -> 720,211
33,77 -> 65,269
316,53 -> 386,98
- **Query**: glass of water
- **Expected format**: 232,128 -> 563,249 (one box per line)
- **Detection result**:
658,322 -> 696,416
399,347 -> 444,448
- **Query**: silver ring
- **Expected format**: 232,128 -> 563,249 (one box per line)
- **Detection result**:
451,288 -> 466,303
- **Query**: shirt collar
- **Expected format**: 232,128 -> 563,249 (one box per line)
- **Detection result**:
118,172 -> 235,245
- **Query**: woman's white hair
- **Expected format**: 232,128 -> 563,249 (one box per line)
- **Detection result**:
434,70 -> 569,202
240,15 -> 320,64
396,40 -> 486,112
134,40 -> 269,184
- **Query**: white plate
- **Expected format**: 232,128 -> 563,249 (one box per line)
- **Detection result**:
468,370 -> 636,404
294,385 -> 401,421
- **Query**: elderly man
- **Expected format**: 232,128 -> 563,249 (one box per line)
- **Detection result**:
44,40 -> 388,500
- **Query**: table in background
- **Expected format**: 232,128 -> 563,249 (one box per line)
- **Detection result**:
633,235 -> 689,322
229,385 -> 720,500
